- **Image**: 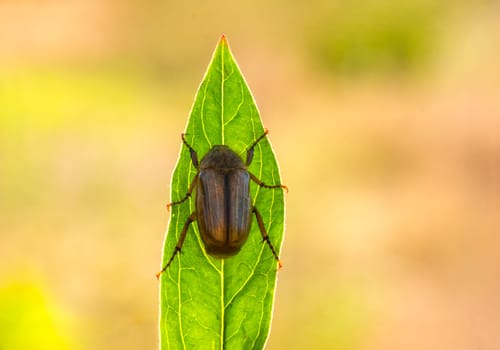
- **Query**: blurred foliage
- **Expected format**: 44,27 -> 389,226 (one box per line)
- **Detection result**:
0,67 -> 159,131
308,0 -> 445,74
0,279 -> 77,350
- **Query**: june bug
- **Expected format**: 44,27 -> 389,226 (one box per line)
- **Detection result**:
157,129 -> 286,277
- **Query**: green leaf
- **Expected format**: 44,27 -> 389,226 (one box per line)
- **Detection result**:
158,36 -> 285,350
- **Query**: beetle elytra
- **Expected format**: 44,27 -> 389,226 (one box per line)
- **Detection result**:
157,129 -> 286,278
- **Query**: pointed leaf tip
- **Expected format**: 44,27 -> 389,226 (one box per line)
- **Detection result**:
219,34 -> 228,45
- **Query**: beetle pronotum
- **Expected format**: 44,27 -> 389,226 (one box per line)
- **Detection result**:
157,129 -> 286,278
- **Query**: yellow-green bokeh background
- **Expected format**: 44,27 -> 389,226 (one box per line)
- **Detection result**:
1,0 -> 499,349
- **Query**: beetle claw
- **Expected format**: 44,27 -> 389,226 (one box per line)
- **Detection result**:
278,260 -> 283,269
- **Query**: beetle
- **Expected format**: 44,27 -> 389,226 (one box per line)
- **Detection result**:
157,129 -> 286,278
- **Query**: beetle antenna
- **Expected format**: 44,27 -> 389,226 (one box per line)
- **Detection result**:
245,129 -> 270,166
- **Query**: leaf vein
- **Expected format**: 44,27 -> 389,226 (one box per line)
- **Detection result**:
200,79 -> 212,147
177,254 -> 187,350
250,277 -> 268,350
223,82 -> 244,126
221,40 -> 225,144
224,243 -> 266,309
220,259 -> 225,350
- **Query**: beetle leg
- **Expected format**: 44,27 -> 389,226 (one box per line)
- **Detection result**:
166,174 -> 198,211
156,212 -> 197,279
249,172 -> 288,193
181,133 -> 199,168
245,129 -> 268,166
253,206 -> 282,268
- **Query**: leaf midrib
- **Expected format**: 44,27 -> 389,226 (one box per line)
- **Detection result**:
220,36 -> 226,350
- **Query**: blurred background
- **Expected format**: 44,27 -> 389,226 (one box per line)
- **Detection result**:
1,0 -> 499,348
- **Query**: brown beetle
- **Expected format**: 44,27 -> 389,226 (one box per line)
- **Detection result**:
157,130 -> 286,278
